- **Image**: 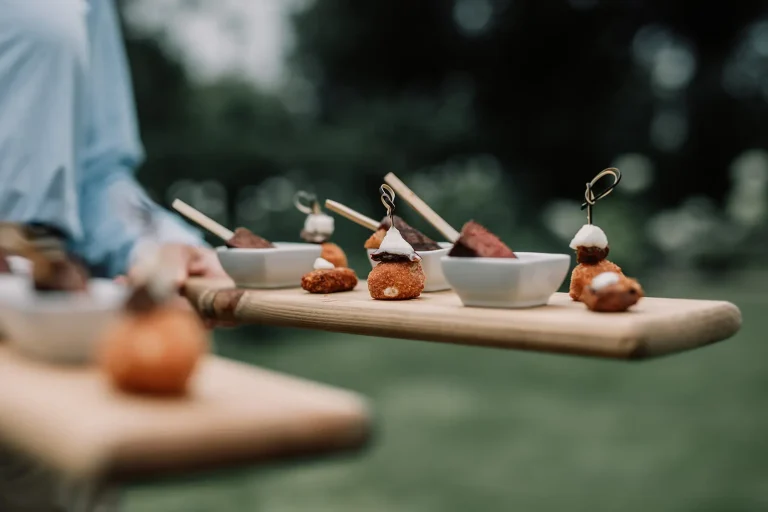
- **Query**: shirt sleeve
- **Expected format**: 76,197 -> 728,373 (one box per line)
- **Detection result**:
70,0 -> 206,278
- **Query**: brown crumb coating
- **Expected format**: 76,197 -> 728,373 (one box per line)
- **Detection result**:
301,267 -> 358,294
580,276 -> 644,312
367,261 -> 425,300
569,259 -> 623,301
364,229 -> 386,249
321,242 -> 348,268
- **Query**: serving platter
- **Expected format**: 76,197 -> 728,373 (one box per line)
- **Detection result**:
0,346 -> 370,479
185,278 -> 741,360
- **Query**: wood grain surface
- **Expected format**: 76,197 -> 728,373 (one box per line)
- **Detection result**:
0,346 -> 370,480
184,278 -> 741,360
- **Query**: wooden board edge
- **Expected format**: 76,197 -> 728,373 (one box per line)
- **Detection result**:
628,301 -> 742,360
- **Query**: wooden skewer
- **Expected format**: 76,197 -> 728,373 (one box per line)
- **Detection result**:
324,199 -> 380,231
384,172 -> 460,242
172,199 -> 234,242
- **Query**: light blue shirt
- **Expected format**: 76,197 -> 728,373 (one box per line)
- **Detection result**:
0,0 -> 204,278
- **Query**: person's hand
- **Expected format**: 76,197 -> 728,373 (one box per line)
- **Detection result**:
117,244 -> 236,329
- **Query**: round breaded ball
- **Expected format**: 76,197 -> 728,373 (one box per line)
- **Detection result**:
321,242 -> 348,268
368,261 -> 425,300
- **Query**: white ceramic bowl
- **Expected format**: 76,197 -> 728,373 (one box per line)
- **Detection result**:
366,242 -> 452,292
0,275 -> 128,364
441,252 -> 571,308
217,242 -> 321,289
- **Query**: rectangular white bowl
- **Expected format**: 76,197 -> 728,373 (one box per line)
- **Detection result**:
0,275 -> 128,364
216,242 -> 321,289
441,252 -> 571,308
366,242 -> 452,292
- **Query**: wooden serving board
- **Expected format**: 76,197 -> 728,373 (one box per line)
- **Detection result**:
185,278 -> 741,360
0,346 -> 370,480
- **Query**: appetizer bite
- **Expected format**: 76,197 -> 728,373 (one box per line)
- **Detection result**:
568,223 -> 623,301
579,271 -> 644,312
367,185 -> 425,300
295,191 -> 348,267
100,247 -> 208,395
447,220 -> 516,258
301,257 -> 358,294
364,215 -> 441,252
325,196 -> 452,292
567,168 -> 644,304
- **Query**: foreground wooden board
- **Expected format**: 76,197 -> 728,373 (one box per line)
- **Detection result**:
0,347 -> 370,480
185,278 -> 741,360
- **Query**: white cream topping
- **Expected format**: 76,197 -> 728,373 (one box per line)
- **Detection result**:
569,224 -> 608,250
591,271 -> 621,290
378,225 -> 415,255
304,213 -> 334,236
313,257 -> 335,270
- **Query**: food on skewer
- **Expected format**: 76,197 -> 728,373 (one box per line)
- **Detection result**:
368,186 -> 425,300
172,199 -> 274,249
301,257 -> 358,293
580,271 -> 644,312
447,220 -> 516,258
568,224 -> 624,302
226,227 -> 275,249
100,247 -> 208,396
295,191 -> 348,267
364,215 -> 441,252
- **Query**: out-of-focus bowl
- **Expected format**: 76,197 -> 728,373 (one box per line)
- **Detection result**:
366,242 -> 452,292
441,252 -> 571,308
216,242 -> 321,289
0,275 -> 128,364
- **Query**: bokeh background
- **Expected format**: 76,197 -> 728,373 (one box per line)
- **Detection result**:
119,0 -> 768,510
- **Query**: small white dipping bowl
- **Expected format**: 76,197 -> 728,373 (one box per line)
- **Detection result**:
217,242 -> 321,289
0,275 -> 128,364
441,252 -> 571,308
366,242 -> 452,292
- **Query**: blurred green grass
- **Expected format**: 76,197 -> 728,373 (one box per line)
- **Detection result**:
125,271 -> 767,512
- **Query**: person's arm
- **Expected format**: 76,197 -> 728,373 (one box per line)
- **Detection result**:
71,0 -> 205,278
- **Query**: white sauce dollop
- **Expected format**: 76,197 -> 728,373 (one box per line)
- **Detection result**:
569,224 -> 608,250
313,257 -> 335,270
378,226 -> 417,256
591,271 -> 621,290
304,213 -> 334,237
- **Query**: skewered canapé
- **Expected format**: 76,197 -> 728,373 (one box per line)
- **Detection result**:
100,248 -> 208,395
364,215 -> 441,252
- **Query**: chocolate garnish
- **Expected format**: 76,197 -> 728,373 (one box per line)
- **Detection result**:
576,246 -> 609,265
226,228 -> 275,249
378,215 -> 441,252
447,220 -> 516,258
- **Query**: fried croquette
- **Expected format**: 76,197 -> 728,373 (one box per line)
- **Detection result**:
569,259 -> 623,301
580,273 -> 644,312
301,267 -> 358,294
320,242 -> 348,268
367,261 -> 425,300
